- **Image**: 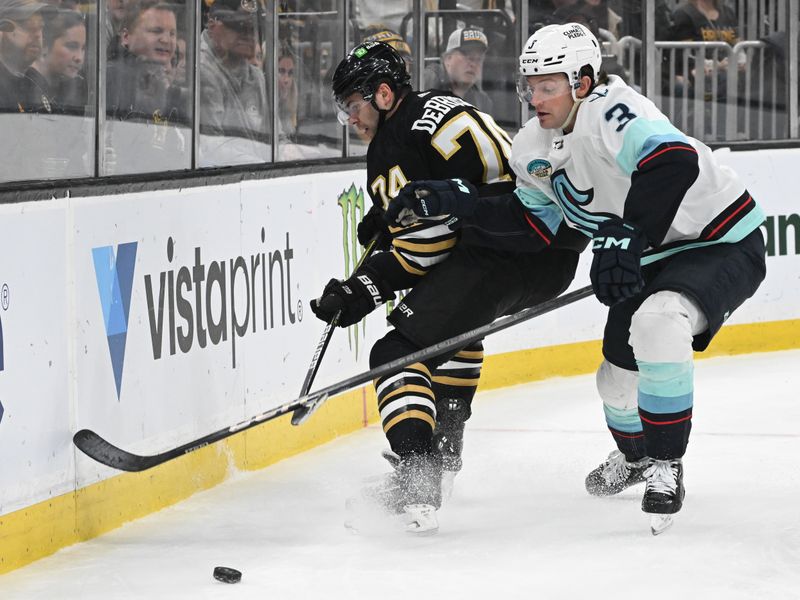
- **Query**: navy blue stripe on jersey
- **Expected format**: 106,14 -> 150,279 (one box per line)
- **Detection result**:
636,141 -> 697,170
624,141 -> 700,246
700,191 -> 756,241
641,190 -> 765,265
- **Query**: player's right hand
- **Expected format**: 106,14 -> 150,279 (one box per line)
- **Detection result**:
385,179 -> 478,226
357,205 -> 391,250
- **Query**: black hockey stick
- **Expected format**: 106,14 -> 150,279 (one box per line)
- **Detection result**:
73,284 -> 593,472
293,237 -> 379,423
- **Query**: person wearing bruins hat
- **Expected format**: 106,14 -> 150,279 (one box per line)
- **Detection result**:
424,26 -> 492,113
0,0 -> 54,111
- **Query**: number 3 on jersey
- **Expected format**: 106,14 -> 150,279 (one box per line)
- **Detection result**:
605,102 -> 637,132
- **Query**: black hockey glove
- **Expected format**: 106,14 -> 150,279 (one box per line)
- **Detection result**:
310,268 -> 394,327
357,205 -> 391,251
385,179 -> 479,227
590,218 -> 647,306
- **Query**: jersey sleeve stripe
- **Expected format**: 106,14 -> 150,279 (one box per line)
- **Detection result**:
390,249 -> 428,276
392,237 -> 458,253
637,143 -> 698,169
703,193 -> 754,240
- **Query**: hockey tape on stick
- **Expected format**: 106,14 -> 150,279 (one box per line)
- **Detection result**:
73,285 -> 593,472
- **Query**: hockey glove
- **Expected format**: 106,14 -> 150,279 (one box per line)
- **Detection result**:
385,179 -> 479,227
590,218 -> 647,306
310,268 -> 394,327
357,205 -> 391,251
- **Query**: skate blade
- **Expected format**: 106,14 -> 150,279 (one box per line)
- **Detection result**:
649,514 -> 674,536
402,504 -> 439,535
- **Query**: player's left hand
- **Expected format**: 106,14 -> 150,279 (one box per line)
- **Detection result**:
309,268 -> 394,327
590,218 -> 647,306
385,179 -> 478,226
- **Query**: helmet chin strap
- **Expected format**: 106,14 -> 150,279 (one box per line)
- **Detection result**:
372,87 -> 408,129
559,97 -> 584,131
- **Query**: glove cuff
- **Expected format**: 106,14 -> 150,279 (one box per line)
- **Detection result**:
593,218 -> 646,252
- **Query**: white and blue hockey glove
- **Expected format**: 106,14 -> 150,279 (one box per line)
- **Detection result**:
385,179 -> 479,227
590,218 -> 647,306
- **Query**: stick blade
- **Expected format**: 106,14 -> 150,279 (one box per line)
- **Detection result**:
290,393 -> 328,426
73,429 -> 159,472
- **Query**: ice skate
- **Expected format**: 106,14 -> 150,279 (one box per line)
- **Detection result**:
346,451 -> 442,534
585,449 -> 648,496
433,397 -> 469,499
642,458 -> 685,535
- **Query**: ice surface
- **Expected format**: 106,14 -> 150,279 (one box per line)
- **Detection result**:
2,350 -> 799,599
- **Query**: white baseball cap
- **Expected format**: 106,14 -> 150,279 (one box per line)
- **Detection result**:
445,28 -> 488,54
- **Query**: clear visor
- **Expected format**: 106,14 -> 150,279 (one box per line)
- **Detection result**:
515,73 -> 573,105
334,95 -> 370,125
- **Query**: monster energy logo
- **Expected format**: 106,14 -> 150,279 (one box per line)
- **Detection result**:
338,184 -> 368,357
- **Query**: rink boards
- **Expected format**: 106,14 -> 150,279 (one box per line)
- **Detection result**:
0,148 -> 798,573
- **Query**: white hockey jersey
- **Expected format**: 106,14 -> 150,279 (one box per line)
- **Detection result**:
509,75 -> 765,265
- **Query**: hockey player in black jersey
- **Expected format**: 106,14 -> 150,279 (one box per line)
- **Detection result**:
310,41 -> 585,533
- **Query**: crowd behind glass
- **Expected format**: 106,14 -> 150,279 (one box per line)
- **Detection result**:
0,0 -> 796,185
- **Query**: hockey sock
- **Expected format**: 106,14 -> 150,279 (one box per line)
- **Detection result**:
637,360 -> 693,460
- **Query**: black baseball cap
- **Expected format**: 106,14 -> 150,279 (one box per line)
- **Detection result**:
208,0 -> 263,28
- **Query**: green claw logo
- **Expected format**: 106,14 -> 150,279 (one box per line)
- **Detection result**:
337,185 -> 368,357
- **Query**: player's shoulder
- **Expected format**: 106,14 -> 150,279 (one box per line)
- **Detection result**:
404,90 -> 478,136
581,75 -> 653,123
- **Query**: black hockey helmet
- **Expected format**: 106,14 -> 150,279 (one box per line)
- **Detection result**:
331,41 -> 411,122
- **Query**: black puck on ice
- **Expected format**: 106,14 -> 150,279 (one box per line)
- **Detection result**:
213,566 -> 242,584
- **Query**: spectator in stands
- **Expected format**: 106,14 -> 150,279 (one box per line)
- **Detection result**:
670,0 -> 738,46
199,0 -> 269,142
362,27 -> 413,77
0,0 -> 52,112
26,8 -> 86,113
581,0 -> 622,38
277,49 -> 297,138
106,0 -> 184,123
668,0 -> 740,104
424,27 -> 493,112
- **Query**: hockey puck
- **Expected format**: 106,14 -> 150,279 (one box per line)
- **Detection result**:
213,566 -> 242,584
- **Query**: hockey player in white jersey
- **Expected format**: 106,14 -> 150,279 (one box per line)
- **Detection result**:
385,22 -> 767,534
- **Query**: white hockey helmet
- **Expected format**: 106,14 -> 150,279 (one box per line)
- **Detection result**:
518,23 -> 602,100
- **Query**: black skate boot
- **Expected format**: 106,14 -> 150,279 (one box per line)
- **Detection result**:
642,458 -> 685,535
585,450 -> 648,496
433,397 -> 469,498
356,451 -> 443,534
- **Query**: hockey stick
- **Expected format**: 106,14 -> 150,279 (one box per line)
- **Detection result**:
73,284 -> 593,472
293,236 -> 379,422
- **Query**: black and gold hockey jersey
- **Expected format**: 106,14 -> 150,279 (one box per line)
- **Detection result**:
364,90 -> 515,291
